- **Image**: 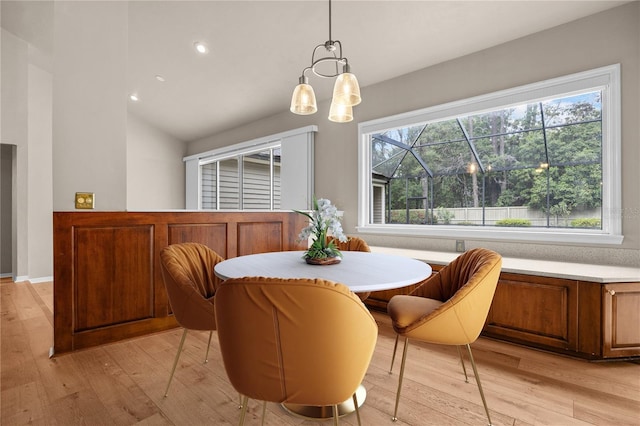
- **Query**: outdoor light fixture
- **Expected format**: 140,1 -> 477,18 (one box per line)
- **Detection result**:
290,0 -> 361,122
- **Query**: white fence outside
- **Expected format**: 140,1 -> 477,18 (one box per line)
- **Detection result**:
399,206 -> 601,227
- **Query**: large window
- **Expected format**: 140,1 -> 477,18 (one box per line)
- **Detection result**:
358,65 -> 622,245
184,126 -> 316,211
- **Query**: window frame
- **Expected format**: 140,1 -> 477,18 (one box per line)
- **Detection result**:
198,143 -> 281,210
184,125 -> 316,211
357,64 -> 622,245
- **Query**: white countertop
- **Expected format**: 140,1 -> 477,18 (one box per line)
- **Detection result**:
370,246 -> 640,283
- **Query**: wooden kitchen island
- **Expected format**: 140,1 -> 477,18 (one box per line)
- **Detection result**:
52,211 -> 308,355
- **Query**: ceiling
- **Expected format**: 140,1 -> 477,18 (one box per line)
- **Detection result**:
1,0 -> 630,142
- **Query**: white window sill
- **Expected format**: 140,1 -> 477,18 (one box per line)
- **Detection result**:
356,224 -> 624,246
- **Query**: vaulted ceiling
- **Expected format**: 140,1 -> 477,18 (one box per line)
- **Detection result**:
1,1 -> 629,141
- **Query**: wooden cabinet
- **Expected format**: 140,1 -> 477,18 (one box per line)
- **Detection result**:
485,278 -> 640,359
484,273 -> 579,354
367,269 -> 640,360
602,283 -> 640,358
53,211 -> 308,354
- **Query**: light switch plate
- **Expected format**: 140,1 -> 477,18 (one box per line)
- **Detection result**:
75,192 -> 95,209
455,240 -> 465,252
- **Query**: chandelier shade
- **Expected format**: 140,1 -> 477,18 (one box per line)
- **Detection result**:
328,100 -> 353,123
332,71 -> 361,107
290,0 -> 361,121
290,78 -> 318,115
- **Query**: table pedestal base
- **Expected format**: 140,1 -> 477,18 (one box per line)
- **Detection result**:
281,384 -> 366,419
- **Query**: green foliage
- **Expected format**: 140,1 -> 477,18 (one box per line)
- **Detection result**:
389,209 -> 436,224
495,218 -> 532,227
375,93 -> 603,227
305,238 -> 341,259
570,218 -> 601,228
436,207 -> 454,224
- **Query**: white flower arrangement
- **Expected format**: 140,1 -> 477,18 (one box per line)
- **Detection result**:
295,197 -> 347,260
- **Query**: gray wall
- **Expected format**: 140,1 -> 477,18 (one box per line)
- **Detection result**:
2,2 -> 638,280
188,3 -> 640,267
2,28 -> 34,281
126,114 -> 186,210
1,3 -> 186,281
52,1 -> 128,211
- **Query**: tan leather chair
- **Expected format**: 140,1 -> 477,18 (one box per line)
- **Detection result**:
387,248 -> 502,425
326,235 -> 372,301
215,276 -> 378,426
327,235 -> 371,253
159,242 -> 224,397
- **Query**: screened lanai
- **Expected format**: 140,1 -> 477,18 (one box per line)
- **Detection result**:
371,90 -> 603,229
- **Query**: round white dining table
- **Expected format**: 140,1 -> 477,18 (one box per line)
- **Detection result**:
214,250 -> 432,292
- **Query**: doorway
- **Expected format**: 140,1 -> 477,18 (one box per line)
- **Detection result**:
1,143 -> 15,277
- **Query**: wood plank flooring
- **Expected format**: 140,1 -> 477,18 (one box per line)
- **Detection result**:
2,278 -> 639,425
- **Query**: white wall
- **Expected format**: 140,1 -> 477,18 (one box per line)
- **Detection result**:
1,30 -> 53,281
126,113 -> 186,210
2,2 -> 187,281
1,29 -> 29,280
2,2 -> 638,280
27,63 -> 52,281
187,3 -> 640,267
52,1 -> 128,211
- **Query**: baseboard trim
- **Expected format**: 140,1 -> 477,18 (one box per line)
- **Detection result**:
30,276 -> 54,284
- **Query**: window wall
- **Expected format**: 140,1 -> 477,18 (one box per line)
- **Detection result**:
358,65 -> 622,245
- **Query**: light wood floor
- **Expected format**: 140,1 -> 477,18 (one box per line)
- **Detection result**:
2,278 -> 639,426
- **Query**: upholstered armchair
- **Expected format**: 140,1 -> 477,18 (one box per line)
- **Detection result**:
159,242 -> 224,397
387,248 -> 502,425
327,235 -> 371,253
215,276 -> 378,425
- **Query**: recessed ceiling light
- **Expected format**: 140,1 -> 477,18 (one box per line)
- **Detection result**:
129,93 -> 139,102
194,42 -> 208,54
155,75 -> 166,82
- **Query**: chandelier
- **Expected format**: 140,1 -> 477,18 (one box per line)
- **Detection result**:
290,0 -> 361,123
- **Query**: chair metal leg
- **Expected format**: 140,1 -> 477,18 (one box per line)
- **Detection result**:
164,329 -> 188,397
465,344 -> 493,426
204,330 -> 213,363
333,404 -> 339,426
353,392 -> 362,426
238,395 -> 249,426
389,334 -> 399,374
456,345 -> 469,383
392,338 -> 409,422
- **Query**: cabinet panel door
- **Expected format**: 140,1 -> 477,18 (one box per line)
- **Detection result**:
237,221 -> 284,255
74,225 -> 154,331
168,223 -> 228,258
603,283 -> 640,358
484,274 -> 578,351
